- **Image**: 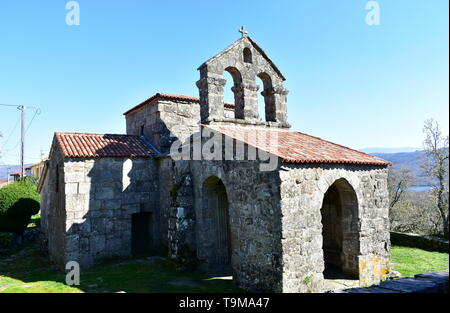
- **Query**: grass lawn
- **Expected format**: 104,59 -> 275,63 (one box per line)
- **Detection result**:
1,215 -> 240,293
1,240 -> 448,293
390,245 -> 449,277
0,242 -> 241,293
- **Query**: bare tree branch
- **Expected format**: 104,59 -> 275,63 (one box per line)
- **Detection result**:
422,118 -> 449,238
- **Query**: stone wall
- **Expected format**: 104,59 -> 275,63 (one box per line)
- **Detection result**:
125,99 -> 161,149
40,144 -> 67,267
159,129 -> 391,293
43,156 -> 159,269
155,145 -> 283,291
125,98 -> 234,154
159,158 -> 197,262
391,231 -> 449,253
41,133 -> 391,293
190,159 -> 283,292
167,170 -> 197,270
279,164 -> 391,292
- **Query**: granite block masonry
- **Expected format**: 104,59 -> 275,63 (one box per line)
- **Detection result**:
39,35 -> 392,292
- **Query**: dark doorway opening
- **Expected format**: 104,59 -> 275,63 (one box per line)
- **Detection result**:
131,212 -> 153,256
321,184 -> 344,278
203,176 -> 232,275
320,178 -> 360,280
215,181 -> 231,265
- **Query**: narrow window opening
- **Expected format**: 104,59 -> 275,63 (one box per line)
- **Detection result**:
224,67 -> 243,119
257,73 -> 276,122
243,48 -> 252,63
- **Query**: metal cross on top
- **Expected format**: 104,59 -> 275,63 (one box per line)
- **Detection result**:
239,26 -> 248,37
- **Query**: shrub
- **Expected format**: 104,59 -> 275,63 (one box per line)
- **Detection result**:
19,175 -> 39,186
0,180 -> 40,234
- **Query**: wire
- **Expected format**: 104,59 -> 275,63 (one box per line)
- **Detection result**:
25,108 -> 41,134
0,104 -> 21,108
0,103 -> 39,110
3,108 -> 41,152
0,115 -> 21,150
5,140 -> 20,153
1,104 -> 42,167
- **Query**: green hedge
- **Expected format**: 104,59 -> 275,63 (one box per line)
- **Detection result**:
0,180 -> 40,234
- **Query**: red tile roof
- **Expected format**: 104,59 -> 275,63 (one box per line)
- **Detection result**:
206,125 -> 391,166
55,132 -> 154,158
124,93 -> 235,116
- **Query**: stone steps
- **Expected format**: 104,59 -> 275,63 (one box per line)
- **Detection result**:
333,270 -> 449,293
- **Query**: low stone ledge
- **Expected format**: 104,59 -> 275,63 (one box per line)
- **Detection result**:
390,231 -> 449,253
333,270 -> 449,293
415,270 -> 449,292
378,277 -> 442,293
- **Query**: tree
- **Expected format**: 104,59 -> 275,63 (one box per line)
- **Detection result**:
422,119 -> 449,238
388,166 -> 414,209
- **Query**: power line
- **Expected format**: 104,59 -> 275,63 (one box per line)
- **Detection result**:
25,108 -> 41,133
0,103 -> 39,110
2,108 -> 42,151
1,103 -> 41,177
0,115 -> 21,150
0,103 -> 21,108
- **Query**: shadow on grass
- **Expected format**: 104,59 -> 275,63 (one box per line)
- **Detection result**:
0,242 -> 242,293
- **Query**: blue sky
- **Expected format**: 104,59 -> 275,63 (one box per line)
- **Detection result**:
0,0 -> 448,165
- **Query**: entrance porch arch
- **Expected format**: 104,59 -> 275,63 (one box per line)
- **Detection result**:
320,178 -> 360,278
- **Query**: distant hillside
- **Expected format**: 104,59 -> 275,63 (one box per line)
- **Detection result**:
360,147 -> 422,154
370,150 -> 432,186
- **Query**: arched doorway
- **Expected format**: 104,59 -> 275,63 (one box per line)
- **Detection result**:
321,178 -> 359,279
203,176 -> 232,266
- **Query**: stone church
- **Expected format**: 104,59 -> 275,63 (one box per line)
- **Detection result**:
39,35 -> 392,292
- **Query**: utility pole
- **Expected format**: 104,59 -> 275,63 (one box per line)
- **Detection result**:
1,103 -> 40,177
20,105 -> 26,178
